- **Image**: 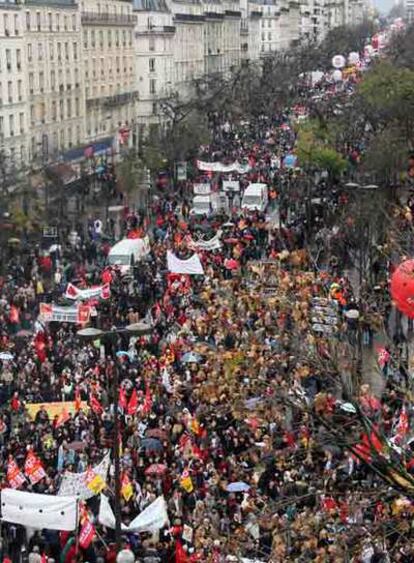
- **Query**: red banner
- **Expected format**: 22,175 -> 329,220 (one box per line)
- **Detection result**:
24,450 -> 46,485
7,457 -> 26,489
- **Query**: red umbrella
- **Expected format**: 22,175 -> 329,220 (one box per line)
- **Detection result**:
145,463 -> 167,476
224,238 -> 239,244
224,259 -> 240,270
243,234 -> 254,241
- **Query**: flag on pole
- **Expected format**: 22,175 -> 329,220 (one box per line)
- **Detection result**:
119,387 -> 127,411
24,450 -> 46,485
127,389 -> 138,416
79,504 -> 96,550
85,468 -> 106,495
142,384 -> 152,415
7,456 -> 26,489
121,473 -> 133,502
55,409 -> 70,429
89,395 -> 103,415
180,470 -> 193,493
75,387 -> 82,412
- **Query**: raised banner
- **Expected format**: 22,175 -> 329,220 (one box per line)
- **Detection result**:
58,452 -> 110,500
196,160 -> 250,175
1,489 -> 78,531
167,252 -> 204,275
98,494 -> 168,532
26,401 -> 88,420
65,283 -> 110,301
39,303 -> 91,324
188,233 -> 222,251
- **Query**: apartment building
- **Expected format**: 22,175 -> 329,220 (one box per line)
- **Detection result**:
24,0 -> 84,162
81,0 -> 138,151
0,2 -> 27,166
133,0 -> 174,128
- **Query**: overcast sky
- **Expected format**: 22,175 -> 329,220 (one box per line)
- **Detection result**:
374,0 -> 393,14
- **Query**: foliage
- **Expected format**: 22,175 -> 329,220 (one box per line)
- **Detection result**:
361,125 -> 407,184
386,22 -> 414,69
296,120 -> 347,179
116,151 -> 145,197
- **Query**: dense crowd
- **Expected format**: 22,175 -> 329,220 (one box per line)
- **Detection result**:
1,40 -> 414,563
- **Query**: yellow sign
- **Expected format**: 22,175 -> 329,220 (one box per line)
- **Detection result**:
26,401 -> 89,420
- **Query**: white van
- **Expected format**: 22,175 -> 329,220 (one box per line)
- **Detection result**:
241,183 -> 268,213
190,193 -> 225,216
108,237 -> 150,274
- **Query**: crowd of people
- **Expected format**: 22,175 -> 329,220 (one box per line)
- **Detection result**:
1,29 -> 414,563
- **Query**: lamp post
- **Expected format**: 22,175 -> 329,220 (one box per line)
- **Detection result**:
77,322 -> 153,552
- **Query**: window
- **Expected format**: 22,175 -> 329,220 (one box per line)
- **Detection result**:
149,58 -> 155,72
115,30 -> 119,47
76,125 -> 80,145
6,50 -> 11,71
84,30 -> 88,49
57,42 -> 62,61
68,126 -> 72,147
27,43 -> 32,62
75,97 -> 79,116
16,49 -> 21,70
59,99 -> 64,119
56,13 -> 60,31
4,14 -> 9,35
40,102 -> 45,123
149,79 -> 156,94
19,112 -> 24,134
7,81 -> 12,103
67,99 -> 71,118
39,71 -> 44,92
72,15 -> 76,30
52,101 -> 57,120
51,70 -> 55,90
129,31 -> 132,46
60,129 -> 64,149
17,79 -> 22,101
91,30 -> 95,47
20,145 -> 25,162
26,12 -> 30,31
66,68 -> 70,88
75,68 -> 79,86
64,15 -> 68,31
38,42 -> 43,61
50,42 -> 54,60
64,42 -> 69,60
73,42 -> 77,60
122,30 -> 126,46
36,12 -> 41,31
9,114 -> 14,136
29,72 -> 34,93
108,30 -> 112,47
149,36 -> 155,51
14,14 -> 18,35
48,13 -> 52,31
0,83 -> 2,105
0,117 -> 3,136
99,30 -> 103,48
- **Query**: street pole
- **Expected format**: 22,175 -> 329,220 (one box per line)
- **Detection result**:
112,359 -> 122,551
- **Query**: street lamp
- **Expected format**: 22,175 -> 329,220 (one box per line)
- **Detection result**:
77,321 -> 153,551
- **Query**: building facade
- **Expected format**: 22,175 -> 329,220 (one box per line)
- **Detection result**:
0,1 -> 27,166
81,0 -> 138,151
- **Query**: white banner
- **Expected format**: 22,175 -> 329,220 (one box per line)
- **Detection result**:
65,283 -> 110,301
1,489 -> 78,531
193,183 -> 211,195
222,180 -> 240,192
196,160 -> 250,175
58,452 -> 110,500
99,495 -> 168,532
39,303 -> 91,324
188,233 -> 222,251
167,252 -> 204,275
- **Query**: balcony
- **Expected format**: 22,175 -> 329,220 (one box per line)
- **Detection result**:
86,90 -> 139,110
81,12 -> 137,26
135,24 -> 176,35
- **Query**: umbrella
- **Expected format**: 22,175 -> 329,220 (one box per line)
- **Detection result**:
226,482 -> 251,493
0,352 -> 14,361
116,350 -> 133,360
284,154 -> 297,168
145,463 -> 167,476
8,238 -> 21,245
141,437 -> 163,452
224,238 -> 239,244
181,351 -> 202,364
243,234 -> 254,241
145,428 -> 168,441
15,329 -> 33,338
67,441 -> 86,451
224,259 -> 240,270
222,222 -> 235,228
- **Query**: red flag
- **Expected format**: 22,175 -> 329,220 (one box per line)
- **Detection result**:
127,388 -> 138,416
65,283 -> 79,299
79,505 -> 96,550
24,450 -> 46,485
397,407 -> 409,436
142,384 -> 152,415
40,554 -> 47,563
89,395 -> 103,415
7,456 -> 26,489
75,387 -> 82,412
175,540 -> 189,563
119,387 -> 127,411
55,409 -> 70,429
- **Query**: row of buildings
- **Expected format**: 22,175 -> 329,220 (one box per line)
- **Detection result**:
0,0 -> 373,169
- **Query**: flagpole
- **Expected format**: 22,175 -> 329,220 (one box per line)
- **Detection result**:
74,499 -> 80,558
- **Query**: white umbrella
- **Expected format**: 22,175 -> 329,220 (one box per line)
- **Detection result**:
0,352 -> 13,361
226,482 -> 251,493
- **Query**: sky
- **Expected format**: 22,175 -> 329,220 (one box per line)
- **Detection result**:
374,0 -> 394,13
